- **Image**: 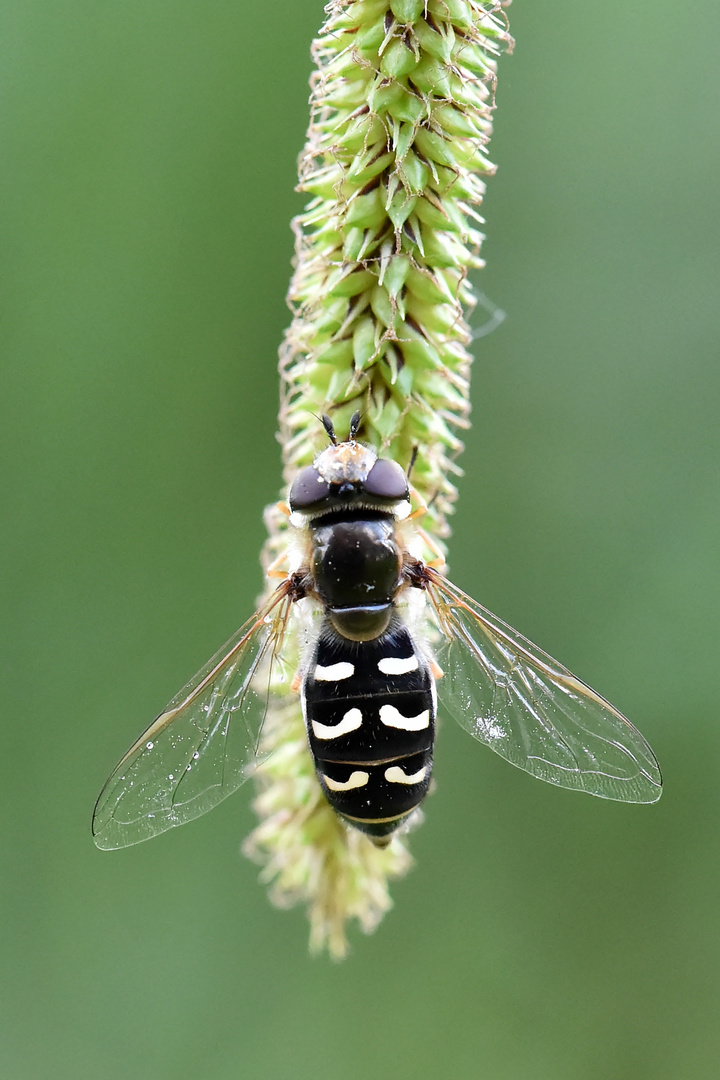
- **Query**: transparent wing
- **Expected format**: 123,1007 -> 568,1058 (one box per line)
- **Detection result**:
92,583 -> 295,849
424,569 -> 662,803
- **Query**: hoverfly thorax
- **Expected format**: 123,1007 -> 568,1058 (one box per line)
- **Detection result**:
288,424 -> 411,642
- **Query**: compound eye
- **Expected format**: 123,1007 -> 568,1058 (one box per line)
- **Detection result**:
289,466 -> 330,510
363,458 -> 409,501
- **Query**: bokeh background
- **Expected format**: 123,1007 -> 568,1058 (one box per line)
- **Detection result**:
3,1 -> 720,1077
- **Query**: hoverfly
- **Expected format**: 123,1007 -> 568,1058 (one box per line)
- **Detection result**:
92,413 -> 662,850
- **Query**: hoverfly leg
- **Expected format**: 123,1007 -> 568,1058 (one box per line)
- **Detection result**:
408,490 -> 445,566
408,483 -> 428,521
417,526 -> 447,570
265,550 -> 290,579
290,667 -> 303,693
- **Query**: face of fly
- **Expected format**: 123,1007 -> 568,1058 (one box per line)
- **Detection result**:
313,441 -> 377,489
288,427 -> 410,520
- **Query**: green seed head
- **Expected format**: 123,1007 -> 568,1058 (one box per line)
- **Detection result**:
247,0 -> 513,958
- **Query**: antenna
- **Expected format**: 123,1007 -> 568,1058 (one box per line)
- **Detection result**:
348,411 -> 361,440
321,414 -> 337,445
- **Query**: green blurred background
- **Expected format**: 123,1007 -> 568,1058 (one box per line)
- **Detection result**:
2,1 -> 719,1077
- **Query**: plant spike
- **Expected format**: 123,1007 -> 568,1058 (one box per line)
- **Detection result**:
244,0 -> 513,958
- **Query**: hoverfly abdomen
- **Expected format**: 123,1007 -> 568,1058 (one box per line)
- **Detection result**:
302,618 -> 436,838
317,750 -> 434,840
